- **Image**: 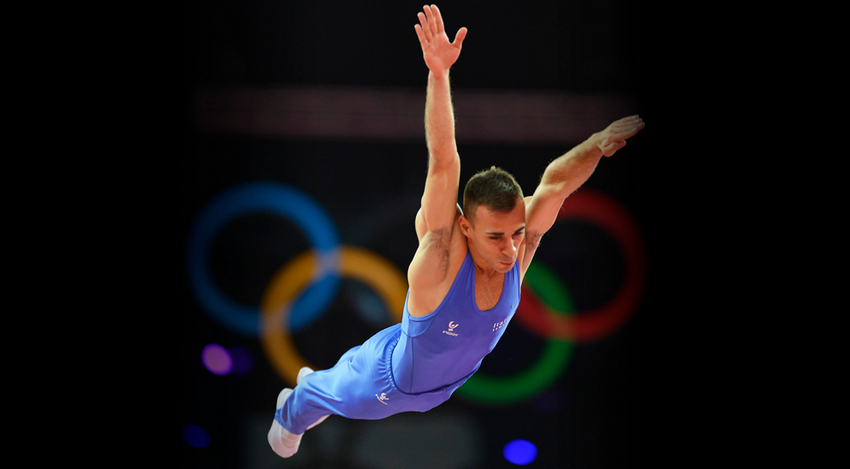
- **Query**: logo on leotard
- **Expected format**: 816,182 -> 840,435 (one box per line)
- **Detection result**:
376,392 -> 390,405
442,321 -> 459,337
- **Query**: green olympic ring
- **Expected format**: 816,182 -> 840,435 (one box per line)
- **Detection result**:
456,260 -> 574,405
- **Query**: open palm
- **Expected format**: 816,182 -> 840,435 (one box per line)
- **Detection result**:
415,5 -> 467,74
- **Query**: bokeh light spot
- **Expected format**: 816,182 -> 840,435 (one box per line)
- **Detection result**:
183,424 -> 210,449
503,439 -> 538,465
202,343 -> 233,375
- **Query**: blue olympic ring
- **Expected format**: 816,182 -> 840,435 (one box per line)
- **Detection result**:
187,181 -> 341,336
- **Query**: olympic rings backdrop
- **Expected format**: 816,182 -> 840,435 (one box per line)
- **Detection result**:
187,180 -> 645,406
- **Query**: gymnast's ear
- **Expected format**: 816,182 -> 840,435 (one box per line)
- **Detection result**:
458,214 -> 473,237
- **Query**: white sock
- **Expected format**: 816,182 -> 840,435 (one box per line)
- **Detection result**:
268,368 -> 332,457
297,367 -> 314,384
267,389 -> 303,458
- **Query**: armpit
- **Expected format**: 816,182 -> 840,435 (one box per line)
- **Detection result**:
424,227 -> 453,280
526,230 -> 543,251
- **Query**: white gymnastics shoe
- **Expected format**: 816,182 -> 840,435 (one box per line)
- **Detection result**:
267,389 -> 303,458
297,367 -> 314,384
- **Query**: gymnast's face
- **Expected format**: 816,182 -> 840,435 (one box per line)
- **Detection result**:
461,198 -> 526,274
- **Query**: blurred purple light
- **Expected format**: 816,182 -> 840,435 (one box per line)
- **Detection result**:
202,343 -> 232,375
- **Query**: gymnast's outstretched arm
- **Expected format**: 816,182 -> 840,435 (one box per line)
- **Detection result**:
521,116 -> 645,273
408,5 -> 468,317
413,4 -> 466,238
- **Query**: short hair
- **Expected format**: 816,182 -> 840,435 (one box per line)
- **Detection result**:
462,166 -> 524,221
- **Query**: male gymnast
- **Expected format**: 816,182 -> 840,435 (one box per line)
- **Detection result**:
268,4 -> 644,457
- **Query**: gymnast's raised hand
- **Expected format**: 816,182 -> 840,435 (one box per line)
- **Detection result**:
414,4 -> 467,76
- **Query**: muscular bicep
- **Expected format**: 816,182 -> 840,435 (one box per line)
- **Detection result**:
520,185 -> 567,274
526,183 -> 567,237
415,207 -> 427,240
415,202 -> 462,242
419,154 -> 460,236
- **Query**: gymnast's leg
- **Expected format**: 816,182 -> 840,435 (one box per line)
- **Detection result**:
267,367 -> 329,458
267,325 -> 403,458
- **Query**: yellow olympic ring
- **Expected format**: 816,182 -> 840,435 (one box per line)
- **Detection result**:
260,246 -> 407,387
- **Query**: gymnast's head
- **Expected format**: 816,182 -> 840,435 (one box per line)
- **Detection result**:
460,166 -> 527,271
462,166 -> 524,221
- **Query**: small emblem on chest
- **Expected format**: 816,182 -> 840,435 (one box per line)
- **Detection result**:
442,321 -> 459,337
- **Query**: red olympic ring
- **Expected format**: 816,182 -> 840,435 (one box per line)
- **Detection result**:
514,189 -> 646,342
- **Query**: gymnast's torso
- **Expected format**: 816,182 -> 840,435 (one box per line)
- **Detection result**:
391,249 -> 521,394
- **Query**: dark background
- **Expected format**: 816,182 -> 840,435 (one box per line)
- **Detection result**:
180,1 -> 648,467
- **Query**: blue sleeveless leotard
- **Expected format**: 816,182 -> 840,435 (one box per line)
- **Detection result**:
275,250 -> 521,434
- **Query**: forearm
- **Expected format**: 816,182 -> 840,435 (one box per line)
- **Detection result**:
526,116 -> 643,241
539,133 -> 604,197
424,70 -> 458,164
